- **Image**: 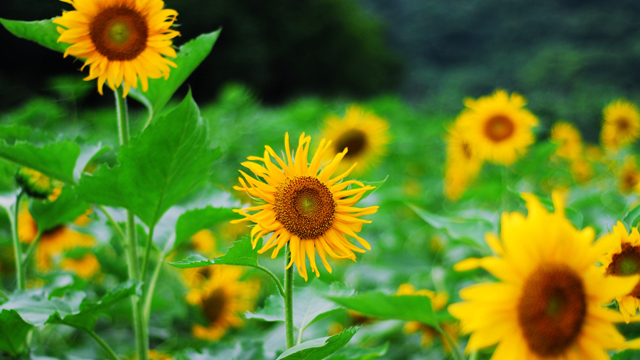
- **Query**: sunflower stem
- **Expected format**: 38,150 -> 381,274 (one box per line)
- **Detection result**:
115,86 -> 148,360
21,231 -> 41,267
143,251 -> 164,323
284,244 -> 295,349
434,323 -> 464,360
501,165 -> 509,213
254,264 -> 285,299
98,205 -> 126,245
140,225 -> 155,288
85,330 -> 120,360
10,191 -> 25,290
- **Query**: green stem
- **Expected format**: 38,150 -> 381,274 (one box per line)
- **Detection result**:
22,231 -> 41,267
501,165 -> 509,213
296,326 -> 304,345
98,205 -> 126,244
469,351 -> 478,360
284,244 -> 295,349
140,226 -> 155,286
253,265 -> 285,299
143,251 -> 164,323
115,86 -> 148,360
85,330 -> 120,360
10,191 -> 25,290
435,323 -> 464,360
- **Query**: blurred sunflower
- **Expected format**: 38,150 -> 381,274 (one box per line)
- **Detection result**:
19,208 -> 95,272
600,222 -> 640,323
585,144 -> 604,163
450,193 -> 637,358
618,156 -> 640,195
601,99 -> 640,151
190,229 -> 217,256
185,265 -> 259,341
232,133 -> 378,281
15,167 -> 62,201
397,284 -> 458,352
550,122 -> 583,160
459,90 -> 538,165
570,157 -> 594,184
444,120 -> 483,200
125,350 -> 173,360
53,0 -> 180,96
61,253 -> 101,280
321,105 -> 390,175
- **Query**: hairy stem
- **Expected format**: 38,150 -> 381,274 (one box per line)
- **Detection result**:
253,264 -> 285,299
10,191 -> 25,290
284,244 -> 295,349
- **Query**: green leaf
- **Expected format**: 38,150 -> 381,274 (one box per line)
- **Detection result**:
179,341 -> 266,360
0,291 -> 78,327
0,140 -> 80,184
130,31 -> 221,122
174,206 -> 238,247
326,343 -> 389,360
78,165 -> 127,208
166,236 -> 260,269
0,17 -> 68,53
245,294 -> 284,323
407,203 -> 494,247
73,143 -> 110,182
276,327 -> 359,360
623,204 -> 640,228
328,292 -> 437,326
0,309 -> 33,356
29,187 -> 91,232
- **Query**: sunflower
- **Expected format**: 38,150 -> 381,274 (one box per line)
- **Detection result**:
125,350 -> 174,360
570,157 -> 594,184
444,120 -> 483,200
185,265 -> 259,341
550,122 -> 583,160
618,156 -> 640,195
321,106 -> 390,175
601,99 -> 640,151
449,193 -> 638,359
232,133 -> 379,281
190,229 -> 217,256
599,222 -> 640,323
19,208 -> 95,272
61,253 -> 101,279
15,167 -> 62,201
53,0 -> 180,96
458,90 -> 538,165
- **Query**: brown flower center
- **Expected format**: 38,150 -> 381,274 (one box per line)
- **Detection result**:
607,243 -> 640,297
518,264 -> 586,357
623,171 -> 639,191
484,115 -> 515,143
41,226 -> 65,242
275,176 -> 336,240
201,288 -> 227,324
335,129 -> 367,159
616,118 -> 631,132
89,6 -> 148,61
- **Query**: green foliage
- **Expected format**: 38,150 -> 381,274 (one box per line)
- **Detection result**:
174,206 -> 238,247
167,236 -> 259,268
0,309 -> 32,356
0,17 -> 67,53
326,343 -> 389,360
0,140 -> 80,184
276,327 -> 360,360
29,187 -> 90,232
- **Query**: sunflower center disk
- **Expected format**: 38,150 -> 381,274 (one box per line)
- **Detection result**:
607,243 -> 640,297
484,115 -> 515,143
335,129 -> 367,159
202,288 -> 227,324
616,118 -> 630,131
90,6 -> 149,61
518,264 -> 586,357
275,176 -> 336,240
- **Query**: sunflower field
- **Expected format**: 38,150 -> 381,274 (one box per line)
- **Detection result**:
3,1 -> 640,360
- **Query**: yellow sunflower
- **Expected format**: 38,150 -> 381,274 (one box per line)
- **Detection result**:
185,265 -> 259,341
232,133 -> 378,281
61,253 -> 101,279
458,90 -> 538,165
569,157 -> 594,184
190,229 -> 217,256
125,350 -> 174,360
599,222 -> 640,323
550,122 -> 583,160
15,167 -> 62,201
397,284 -> 458,352
449,193 -> 638,359
601,99 -> 640,151
321,105 -> 390,175
53,0 -> 180,96
19,208 -> 95,272
618,156 -> 640,195
444,120 -> 483,200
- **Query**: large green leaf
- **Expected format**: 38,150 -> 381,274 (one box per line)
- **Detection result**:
0,291 -> 79,327
174,206 -> 238,248
408,204 -> 494,246
29,187 -> 91,232
328,292 -> 437,327
0,17 -> 68,53
276,327 -> 359,360
0,309 -> 33,356
326,343 -> 389,360
78,165 -> 127,208
0,140 -> 80,184
167,236 -> 260,269
178,341 -> 266,360
130,31 -> 221,122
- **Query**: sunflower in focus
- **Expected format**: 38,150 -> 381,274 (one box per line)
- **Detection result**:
15,167 -> 62,201
444,120 -> 483,200
618,156 -> 640,195
450,193 -> 638,359
397,284 -> 458,352
54,0 -> 180,96
550,122 -> 583,160
458,90 -> 538,165
61,253 -> 101,280
232,133 -> 378,281
601,99 -> 640,151
19,208 -> 95,272
321,106 -> 390,175
185,265 -> 259,341
600,222 -> 640,323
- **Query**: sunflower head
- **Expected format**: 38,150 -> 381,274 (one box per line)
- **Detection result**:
53,0 -> 180,96
550,122 -> 583,160
15,167 -> 62,201
450,193 -> 638,358
601,99 -> 640,151
232,133 -> 378,281
570,157 -> 594,184
321,106 -> 390,174
618,156 -> 640,195
443,119 -> 483,200
459,90 -> 538,165
61,252 -> 101,280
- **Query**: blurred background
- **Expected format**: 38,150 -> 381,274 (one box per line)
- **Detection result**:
2,0 -> 640,141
